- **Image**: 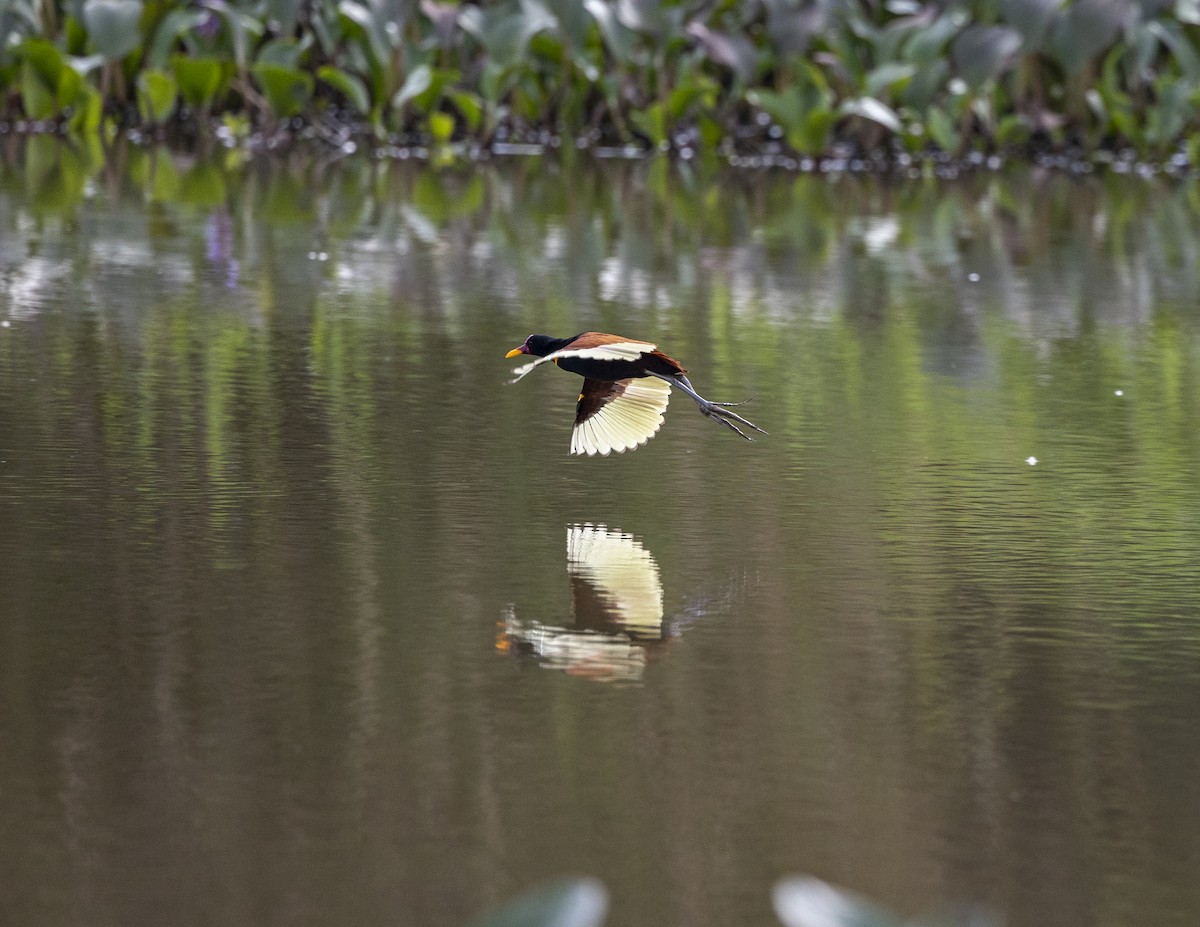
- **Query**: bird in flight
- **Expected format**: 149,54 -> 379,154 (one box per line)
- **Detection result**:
506,332 -> 766,455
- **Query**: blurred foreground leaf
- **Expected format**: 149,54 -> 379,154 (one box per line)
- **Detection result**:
773,877 -> 900,927
468,878 -> 608,927
773,877 -> 1002,927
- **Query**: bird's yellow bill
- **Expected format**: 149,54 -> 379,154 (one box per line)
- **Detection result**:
505,347 -> 524,358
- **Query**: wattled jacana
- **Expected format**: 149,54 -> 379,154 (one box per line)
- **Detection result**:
506,332 -> 766,455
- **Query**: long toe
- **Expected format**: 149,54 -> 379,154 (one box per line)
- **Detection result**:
716,406 -> 767,435
700,406 -> 754,440
714,414 -> 752,440
690,394 -> 766,439
709,397 -> 755,407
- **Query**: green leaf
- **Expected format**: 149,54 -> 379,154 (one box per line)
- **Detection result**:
995,113 -> 1031,146
18,39 -> 96,117
629,102 -> 666,145
208,2 -> 265,71
1146,77 -> 1189,145
1048,0 -> 1131,74
317,65 -> 371,115
666,77 -> 711,122
583,0 -> 635,64
467,878 -> 607,927
479,61 -> 510,105
415,67 -> 456,113
540,0 -> 592,50
458,4 -> 553,69
952,25 -> 1024,88
865,62 -> 916,98
903,58 -> 948,111
21,57 -> 60,119
67,83 -> 103,135
746,87 -> 803,133
614,0 -> 672,37
760,0 -> 823,54
1147,20 -> 1200,83
20,36 -> 66,84
999,0 -> 1062,48
256,36 -> 310,69
686,21 -> 757,84
750,80 -> 835,154
56,64 -> 85,110
426,109 -> 454,143
171,54 -> 224,109
448,90 -> 483,132
136,68 -> 178,124
903,9 -> 968,63
696,112 -> 722,148
266,0 -> 304,33
392,63 -> 432,110
927,106 -> 960,152
145,9 -> 206,71
797,109 -> 834,154
82,0 -> 143,62
338,0 -> 392,67
1187,132 -> 1200,167
68,53 -> 106,79
252,62 -> 314,119
840,97 -> 904,135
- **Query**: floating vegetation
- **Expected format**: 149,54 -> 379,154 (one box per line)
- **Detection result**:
1,1 -> 1199,168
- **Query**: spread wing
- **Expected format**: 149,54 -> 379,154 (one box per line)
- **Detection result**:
570,377 -> 670,456
509,333 -> 657,383
567,524 -> 663,636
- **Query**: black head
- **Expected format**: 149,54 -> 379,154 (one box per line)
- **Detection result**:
505,333 -> 577,358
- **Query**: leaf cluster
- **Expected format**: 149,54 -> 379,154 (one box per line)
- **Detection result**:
1,0 -> 1198,159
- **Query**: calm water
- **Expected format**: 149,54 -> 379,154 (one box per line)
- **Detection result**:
2,139 -> 1200,927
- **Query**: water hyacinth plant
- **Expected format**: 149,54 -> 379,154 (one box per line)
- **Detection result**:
1,1 -> 1198,161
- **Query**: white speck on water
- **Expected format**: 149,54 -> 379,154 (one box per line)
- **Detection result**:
1026,456 -> 1038,466
0,320 -> 9,328
1114,389 -> 1124,397
967,272 -> 980,282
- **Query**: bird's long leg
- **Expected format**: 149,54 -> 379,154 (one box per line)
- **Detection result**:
653,374 -> 767,440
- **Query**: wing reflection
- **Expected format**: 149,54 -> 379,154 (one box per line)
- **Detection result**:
567,523 -> 663,639
500,524 -> 667,682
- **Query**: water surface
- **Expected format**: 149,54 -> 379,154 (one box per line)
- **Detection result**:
2,140 -> 1200,927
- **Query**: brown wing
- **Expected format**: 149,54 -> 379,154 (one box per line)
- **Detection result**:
569,333 -> 687,376
568,331 -> 656,351
646,349 -> 687,376
571,377 -> 671,456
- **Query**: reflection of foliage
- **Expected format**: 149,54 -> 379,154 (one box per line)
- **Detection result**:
1,1 -> 1199,156
3,141 -> 1200,925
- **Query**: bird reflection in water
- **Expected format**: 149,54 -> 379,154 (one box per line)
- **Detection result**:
500,524 -> 736,682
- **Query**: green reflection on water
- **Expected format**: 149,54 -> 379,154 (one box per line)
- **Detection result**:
1,139 -> 1200,927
